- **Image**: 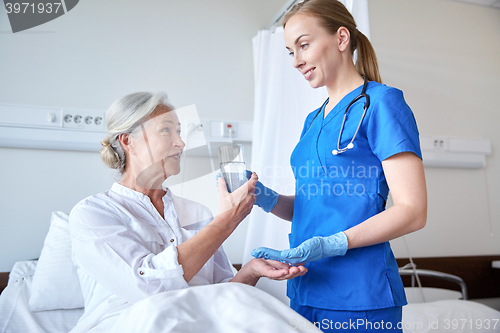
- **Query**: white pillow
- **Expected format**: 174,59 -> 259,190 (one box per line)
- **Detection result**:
29,211 -> 84,311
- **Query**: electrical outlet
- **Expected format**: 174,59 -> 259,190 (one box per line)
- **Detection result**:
221,122 -> 236,137
432,137 -> 448,150
62,110 -> 105,131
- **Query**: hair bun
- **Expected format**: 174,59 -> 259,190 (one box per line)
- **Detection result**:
100,137 -> 121,170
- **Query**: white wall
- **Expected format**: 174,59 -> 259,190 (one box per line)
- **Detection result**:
0,0 -> 284,271
369,0 -> 500,258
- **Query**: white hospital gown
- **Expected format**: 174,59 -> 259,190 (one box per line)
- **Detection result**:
68,183 -> 234,332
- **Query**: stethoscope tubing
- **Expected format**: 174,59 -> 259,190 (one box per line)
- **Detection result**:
307,76 -> 370,156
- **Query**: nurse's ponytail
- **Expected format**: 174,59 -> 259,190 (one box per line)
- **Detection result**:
353,29 -> 382,84
283,0 -> 382,83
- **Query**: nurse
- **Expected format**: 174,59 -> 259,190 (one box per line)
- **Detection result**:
250,0 -> 427,331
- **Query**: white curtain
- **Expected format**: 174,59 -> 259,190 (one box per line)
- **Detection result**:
243,0 -> 371,304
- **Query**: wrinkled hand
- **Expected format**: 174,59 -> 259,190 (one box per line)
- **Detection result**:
251,232 -> 348,264
217,173 -> 257,228
250,258 -> 307,281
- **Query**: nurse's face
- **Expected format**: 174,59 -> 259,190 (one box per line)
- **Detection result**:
130,107 -> 185,188
284,14 -> 344,89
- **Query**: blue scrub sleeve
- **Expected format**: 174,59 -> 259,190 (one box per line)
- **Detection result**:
367,88 -> 422,162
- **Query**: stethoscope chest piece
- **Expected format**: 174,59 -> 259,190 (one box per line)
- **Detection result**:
332,143 -> 354,155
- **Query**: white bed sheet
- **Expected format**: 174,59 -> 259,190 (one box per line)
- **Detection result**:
0,261 -> 83,333
110,282 -> 321,333
403,299 -> 500,333
0,261 -> 321,333
6,260 -> 499,333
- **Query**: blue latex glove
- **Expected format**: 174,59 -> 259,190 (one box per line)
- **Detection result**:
215,170 -> 279,213
251,232 -> 348,264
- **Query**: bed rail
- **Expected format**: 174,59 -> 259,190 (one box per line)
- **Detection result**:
399,267 -> 468,300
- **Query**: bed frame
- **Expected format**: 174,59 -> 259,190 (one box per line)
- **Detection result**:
399,267 -> 468,299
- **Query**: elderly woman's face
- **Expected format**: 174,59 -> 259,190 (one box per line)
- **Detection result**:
131,107 -> 185,189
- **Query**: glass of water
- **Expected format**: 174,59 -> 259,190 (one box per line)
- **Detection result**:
218,143 -> 247,193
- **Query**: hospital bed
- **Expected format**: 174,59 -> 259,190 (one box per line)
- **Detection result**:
400,265 -> 500,333
0,212 -> 321,333
1,212 -> 499,333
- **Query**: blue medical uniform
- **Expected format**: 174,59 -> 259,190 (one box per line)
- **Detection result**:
288,82 -> 421,327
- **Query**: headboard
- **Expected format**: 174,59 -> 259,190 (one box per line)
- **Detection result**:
0,272 -> 8,294
397,255 -> 500,299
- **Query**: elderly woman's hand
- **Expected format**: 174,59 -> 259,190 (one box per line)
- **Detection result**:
217,173 -> 258,229
249,258 -> 308,281
230,258 -> 308,286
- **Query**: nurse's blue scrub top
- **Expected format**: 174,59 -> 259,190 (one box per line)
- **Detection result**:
287,81 -> 422,311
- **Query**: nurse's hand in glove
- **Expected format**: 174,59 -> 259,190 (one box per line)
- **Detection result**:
251,232 -> 348,264
215,170 -> 279,213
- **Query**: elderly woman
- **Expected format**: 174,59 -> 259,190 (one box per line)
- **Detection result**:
68,92 -> 307,332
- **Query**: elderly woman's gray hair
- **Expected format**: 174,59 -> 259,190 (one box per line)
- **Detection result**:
100,92 -> 173,174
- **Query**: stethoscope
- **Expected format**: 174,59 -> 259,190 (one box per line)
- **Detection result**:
308,76 -> 370,155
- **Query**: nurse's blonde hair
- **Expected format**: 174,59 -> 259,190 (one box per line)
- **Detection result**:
283,0 -> 382,83
100,92 -> 173,174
